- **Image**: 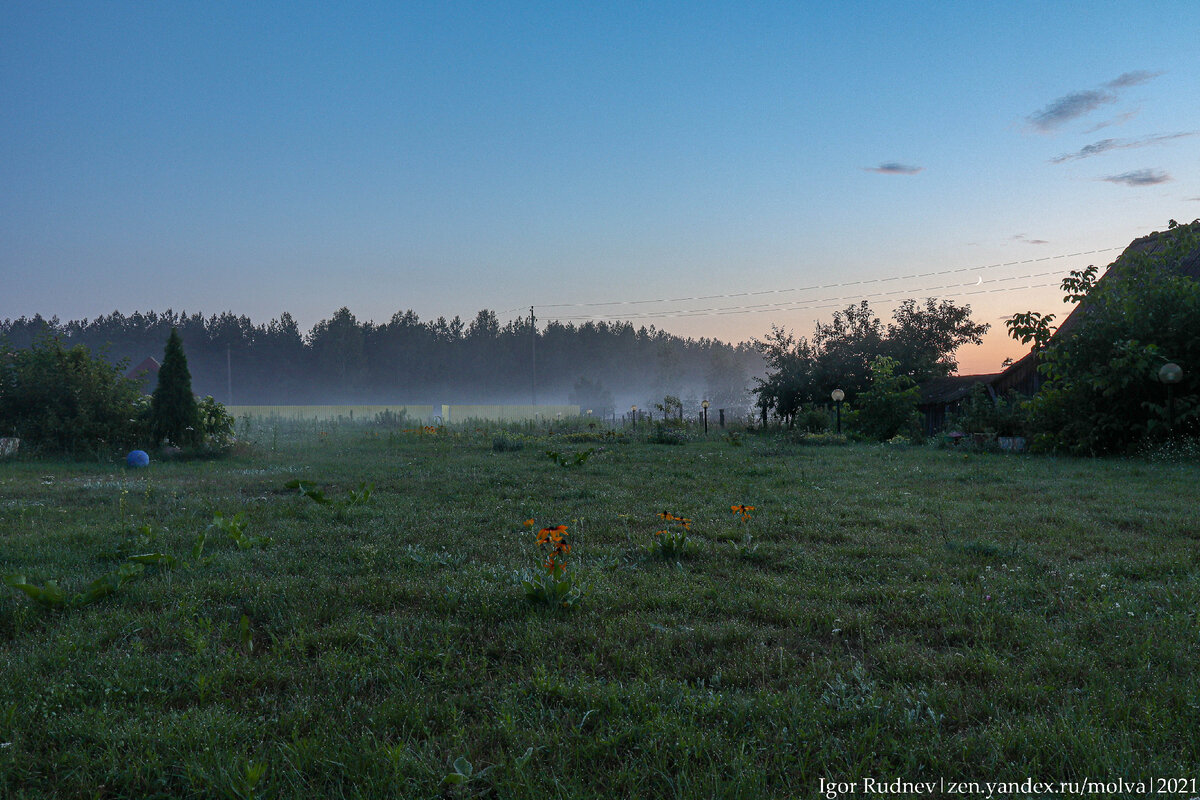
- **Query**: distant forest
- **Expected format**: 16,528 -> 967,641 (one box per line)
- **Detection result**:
0,308 -> 762,412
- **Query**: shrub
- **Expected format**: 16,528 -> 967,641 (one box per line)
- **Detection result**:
646,423 -> 688,445
847,356 -> 921,441
799,407 -> 831,433
492,435 -> 524,452
0,334 -> 146,456
949,384 -> 1029,437
197,396 -> 236,448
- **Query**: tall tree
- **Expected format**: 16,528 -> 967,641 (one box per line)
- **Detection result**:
150,328 -> 201,447
883,298 -> 990,381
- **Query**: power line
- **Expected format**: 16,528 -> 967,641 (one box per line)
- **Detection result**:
550,267 -> 1079,321
523,245 -> 1121,313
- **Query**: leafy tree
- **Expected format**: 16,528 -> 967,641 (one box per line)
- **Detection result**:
810,301 -> 886,399
1004,311 -> 1056,352
847,356 -> 922,440
0,335 -> 145,455
1020,222 -> 1200,454
751,326 -> 816,427
753,298 -> 986,426
150,328 -> 201,447
652,395 -> 685,425
883,298 -> 989,380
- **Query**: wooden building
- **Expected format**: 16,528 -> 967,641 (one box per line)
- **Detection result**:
919,221 -> 1200,434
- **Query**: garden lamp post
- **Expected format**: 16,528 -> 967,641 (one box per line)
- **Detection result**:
630,405 -> 637,428
701,400 -> 710,435
831,388 -> 845,434
1159,362 -> 1183,431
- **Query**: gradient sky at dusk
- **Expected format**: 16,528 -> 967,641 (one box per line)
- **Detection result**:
3,1 -> 1198,374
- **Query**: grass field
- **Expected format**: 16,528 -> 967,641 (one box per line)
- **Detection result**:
1,423 -> 1198,798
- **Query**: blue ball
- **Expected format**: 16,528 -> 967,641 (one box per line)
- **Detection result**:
126,450 -> 150,468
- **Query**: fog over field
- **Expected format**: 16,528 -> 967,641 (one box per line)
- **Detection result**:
0,308 -> 763,416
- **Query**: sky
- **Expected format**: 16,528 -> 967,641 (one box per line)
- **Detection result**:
2,1 -> 1198,374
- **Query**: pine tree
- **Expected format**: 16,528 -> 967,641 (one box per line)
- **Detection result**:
150,328 -> 201,446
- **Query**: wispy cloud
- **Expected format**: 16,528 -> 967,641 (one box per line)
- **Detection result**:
1050,131 -> 1198,163
1084,108 -> 1141,133
1029,90 -> 1116,132
1027,71 -> 1163,132
1012,234 -> 1049,245
864,162 -> 922,175
1102,169 -> 1171,187
1106,70 -> 1163,89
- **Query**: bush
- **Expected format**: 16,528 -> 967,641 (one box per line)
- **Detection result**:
492,435 -> 524,452
646,422 -> 688,445
0,335 -> 146,456
1138,436 -> 1200,464
197,396 -> 236,449
949,384 -> 1029,437
800,407 -> 831,433
847,356 -> 921,441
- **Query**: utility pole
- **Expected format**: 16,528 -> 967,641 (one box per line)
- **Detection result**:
530,306 -> 536,406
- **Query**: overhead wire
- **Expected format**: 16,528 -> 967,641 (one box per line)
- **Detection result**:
499,244 -> 1121,322
512,245 -> 1120,315
551,268 -> 1071,321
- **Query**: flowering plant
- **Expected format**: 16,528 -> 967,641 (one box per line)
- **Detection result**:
731,504 -> 755,521
521,521 -> 583,608
649,511 -> 696,558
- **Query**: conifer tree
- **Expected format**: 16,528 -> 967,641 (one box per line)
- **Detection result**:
150,328 -> 201,446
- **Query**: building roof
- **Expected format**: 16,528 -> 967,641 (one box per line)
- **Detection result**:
918,373 -> 1001,406
934,220 -> 1200,398
125,356 -> 160,381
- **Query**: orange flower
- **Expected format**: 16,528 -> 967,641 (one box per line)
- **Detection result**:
523,518 -> 535,527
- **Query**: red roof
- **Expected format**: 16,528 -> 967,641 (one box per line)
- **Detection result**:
125,356 -> 160,381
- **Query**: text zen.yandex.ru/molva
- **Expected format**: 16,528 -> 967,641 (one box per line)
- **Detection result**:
817,776 -> 1198,798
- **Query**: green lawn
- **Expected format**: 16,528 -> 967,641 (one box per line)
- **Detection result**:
2,424 -> 1198,798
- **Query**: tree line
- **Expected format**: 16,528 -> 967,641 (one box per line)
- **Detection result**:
0,308 -> 761,411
